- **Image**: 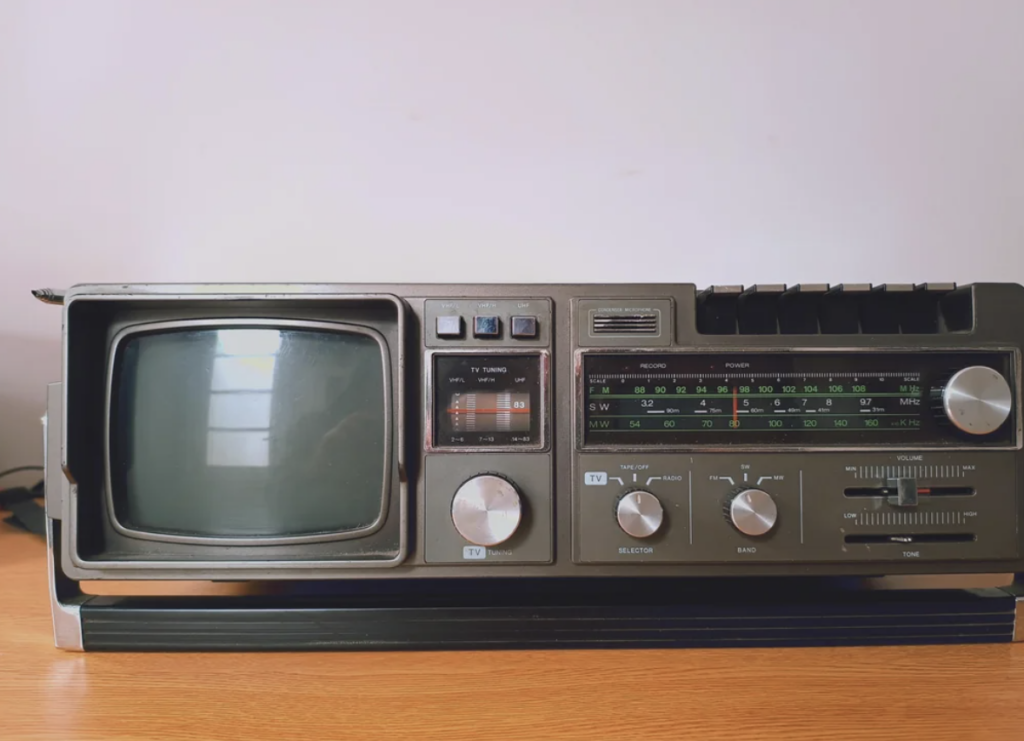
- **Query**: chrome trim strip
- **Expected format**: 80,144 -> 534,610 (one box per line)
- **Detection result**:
46,397 -> 84,651
47,519 -> 84,651
424,348 -> 551,453
102,317 -> 392,547
44,383 -> 63,518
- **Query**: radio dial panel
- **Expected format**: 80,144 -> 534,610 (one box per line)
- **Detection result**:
582,351 -> 1016,447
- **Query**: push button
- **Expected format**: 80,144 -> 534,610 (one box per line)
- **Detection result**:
435,315 -> 464,339
510,315 -> 538,339
473,316 -> 501,338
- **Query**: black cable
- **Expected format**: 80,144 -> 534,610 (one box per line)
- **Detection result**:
0,465 -> 44,483
0,467 -> 45,536
1,479 -> 46,536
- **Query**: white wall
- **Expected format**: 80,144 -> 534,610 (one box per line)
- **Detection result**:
2,0 -> 1023,479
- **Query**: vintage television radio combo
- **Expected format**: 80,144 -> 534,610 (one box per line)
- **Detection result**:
37,282 -> 1024,650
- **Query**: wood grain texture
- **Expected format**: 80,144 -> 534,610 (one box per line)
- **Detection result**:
2,520 -> 1023,741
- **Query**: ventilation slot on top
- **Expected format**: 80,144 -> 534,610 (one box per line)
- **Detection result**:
592,313 -> 659,335
696,283 -> 973,335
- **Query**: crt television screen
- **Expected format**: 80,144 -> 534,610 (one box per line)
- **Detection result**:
109,325 -> 388,540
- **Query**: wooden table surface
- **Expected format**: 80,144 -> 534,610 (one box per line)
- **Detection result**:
2,520 -> 1024,741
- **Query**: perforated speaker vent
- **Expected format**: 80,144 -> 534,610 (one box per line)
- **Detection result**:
592,313 -> 659,335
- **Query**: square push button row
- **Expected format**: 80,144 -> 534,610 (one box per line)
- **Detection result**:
510,315 -> 538,339
436,315 -> 464,339
473,316 -> 501,338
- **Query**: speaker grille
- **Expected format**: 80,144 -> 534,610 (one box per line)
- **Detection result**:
592,313 -> 659,335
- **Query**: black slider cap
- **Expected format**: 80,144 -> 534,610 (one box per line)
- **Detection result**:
887,477 -> 919,508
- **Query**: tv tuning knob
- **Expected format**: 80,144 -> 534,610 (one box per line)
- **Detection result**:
726,488 -> 778,537
451,474 -> 523,547
616,489 -> 664,539
934,366 -> 1012,435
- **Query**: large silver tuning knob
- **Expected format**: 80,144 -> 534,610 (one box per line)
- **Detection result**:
616,490 -> 664,538
451,474 -> 522,546
727,488 -> 778,537
939,366 -> 1012,435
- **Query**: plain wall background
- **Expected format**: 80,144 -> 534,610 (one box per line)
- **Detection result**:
2,0 -> 1023,481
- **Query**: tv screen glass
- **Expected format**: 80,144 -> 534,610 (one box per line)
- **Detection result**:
110,326 -> 388,539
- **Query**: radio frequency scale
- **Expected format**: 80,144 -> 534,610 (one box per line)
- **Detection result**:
583,352 -> 1012,440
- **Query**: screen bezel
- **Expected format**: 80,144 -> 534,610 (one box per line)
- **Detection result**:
104,318 -> 394,546
575,347 -> 1022,452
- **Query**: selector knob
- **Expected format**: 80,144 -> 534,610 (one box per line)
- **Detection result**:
727,489 -> 778,537
616,489 -> 664,538
937,366 -> 1012,435
451,474 -> 523,547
